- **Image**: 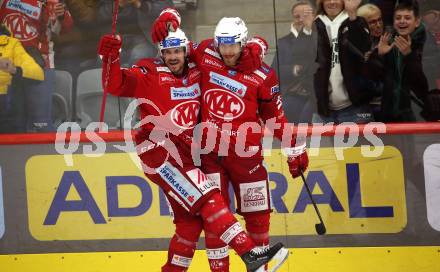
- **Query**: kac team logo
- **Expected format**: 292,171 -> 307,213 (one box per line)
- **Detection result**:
171,100 -> 200,129
204,89 -> 245,120
2,13 -> 38,41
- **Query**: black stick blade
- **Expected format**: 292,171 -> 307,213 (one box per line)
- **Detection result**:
315,223 -> 326,235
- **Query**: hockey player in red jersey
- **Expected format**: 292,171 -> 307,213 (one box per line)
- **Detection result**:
152,9 -> 308,272
98,28 -> 288,272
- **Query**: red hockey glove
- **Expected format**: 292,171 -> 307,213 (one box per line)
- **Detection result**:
235,36 -> 268,73
151,8 -> 181,43
98,35 -> 123,92
98,34 -> 122,62
285,143 -> 309,178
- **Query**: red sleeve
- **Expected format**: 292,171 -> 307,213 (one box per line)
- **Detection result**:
188,39 -> 213,65
257,69 -> 294,145
103,59 -> 154,98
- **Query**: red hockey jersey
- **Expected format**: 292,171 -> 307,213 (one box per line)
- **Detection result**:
106,58 -> 202,147
189,39 -> 290,158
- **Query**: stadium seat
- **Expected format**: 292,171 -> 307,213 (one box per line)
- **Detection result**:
52,70 -> 73,129
76,68 -> 136,130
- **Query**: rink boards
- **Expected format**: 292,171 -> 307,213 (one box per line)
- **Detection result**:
0,129 -> 439,271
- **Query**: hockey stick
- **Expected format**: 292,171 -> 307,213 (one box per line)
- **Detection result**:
99,0 -> 120,130
299,169 -> 326,235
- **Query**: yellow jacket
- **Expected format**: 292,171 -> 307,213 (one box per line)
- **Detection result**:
0,35 -> 44,94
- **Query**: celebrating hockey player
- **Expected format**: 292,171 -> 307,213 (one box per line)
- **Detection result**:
152,9 -> 308,272
97,28 -> 288,272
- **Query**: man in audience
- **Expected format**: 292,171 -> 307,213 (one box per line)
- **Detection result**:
271,1 -> 316,123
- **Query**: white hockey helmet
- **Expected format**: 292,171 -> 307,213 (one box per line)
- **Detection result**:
214,17 -> 248,48
158,28 -> 189,55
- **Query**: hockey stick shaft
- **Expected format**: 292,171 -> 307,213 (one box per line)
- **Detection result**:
99,0 -> 120,130
299,170 -> 326,232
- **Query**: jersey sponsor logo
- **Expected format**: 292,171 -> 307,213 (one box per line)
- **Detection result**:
171,254 -> 192,267
159,75 -> 176,84
209,72 -> 247,97
220,222 -> 243,244
205,48 -> 221,59
203,57 -> 224,69
171,100 -> 200,129
2,13 -> 38,41
6,0 -> 41,20
228,70 -> 237,77
157,66 -> 172,73
271,85 -> 280,95
253,69 -> 267,80
204,89 -> 245,120
170,83 -> 201,100
424,144 -> 440,232
186,168 -> 219,195
241,74 -> 260,86
0,166 -> 4,239
206,246 -> 229,259
240,180 -> 269,212
157,162 -> 202,206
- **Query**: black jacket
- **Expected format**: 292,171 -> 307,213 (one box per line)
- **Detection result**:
271,30 -> 317,96
380,25 -> 429,122
313,16 -> 373,116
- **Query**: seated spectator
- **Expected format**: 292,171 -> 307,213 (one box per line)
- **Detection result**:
313,0 -> 374,124
0,25 -> 44,133
0,0 -> 74,132
378,0 -> 429,122
357,3 -> 386,120
271,1 -> 316,123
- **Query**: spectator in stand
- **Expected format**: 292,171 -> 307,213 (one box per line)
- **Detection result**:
0,0 -> 74,131
420,1 -> 440,90
271,1 -> 316,123
377,0 -> 429,122
0,24 -> 44,133
313,0 -> 374,124
357,3 -> 386,120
